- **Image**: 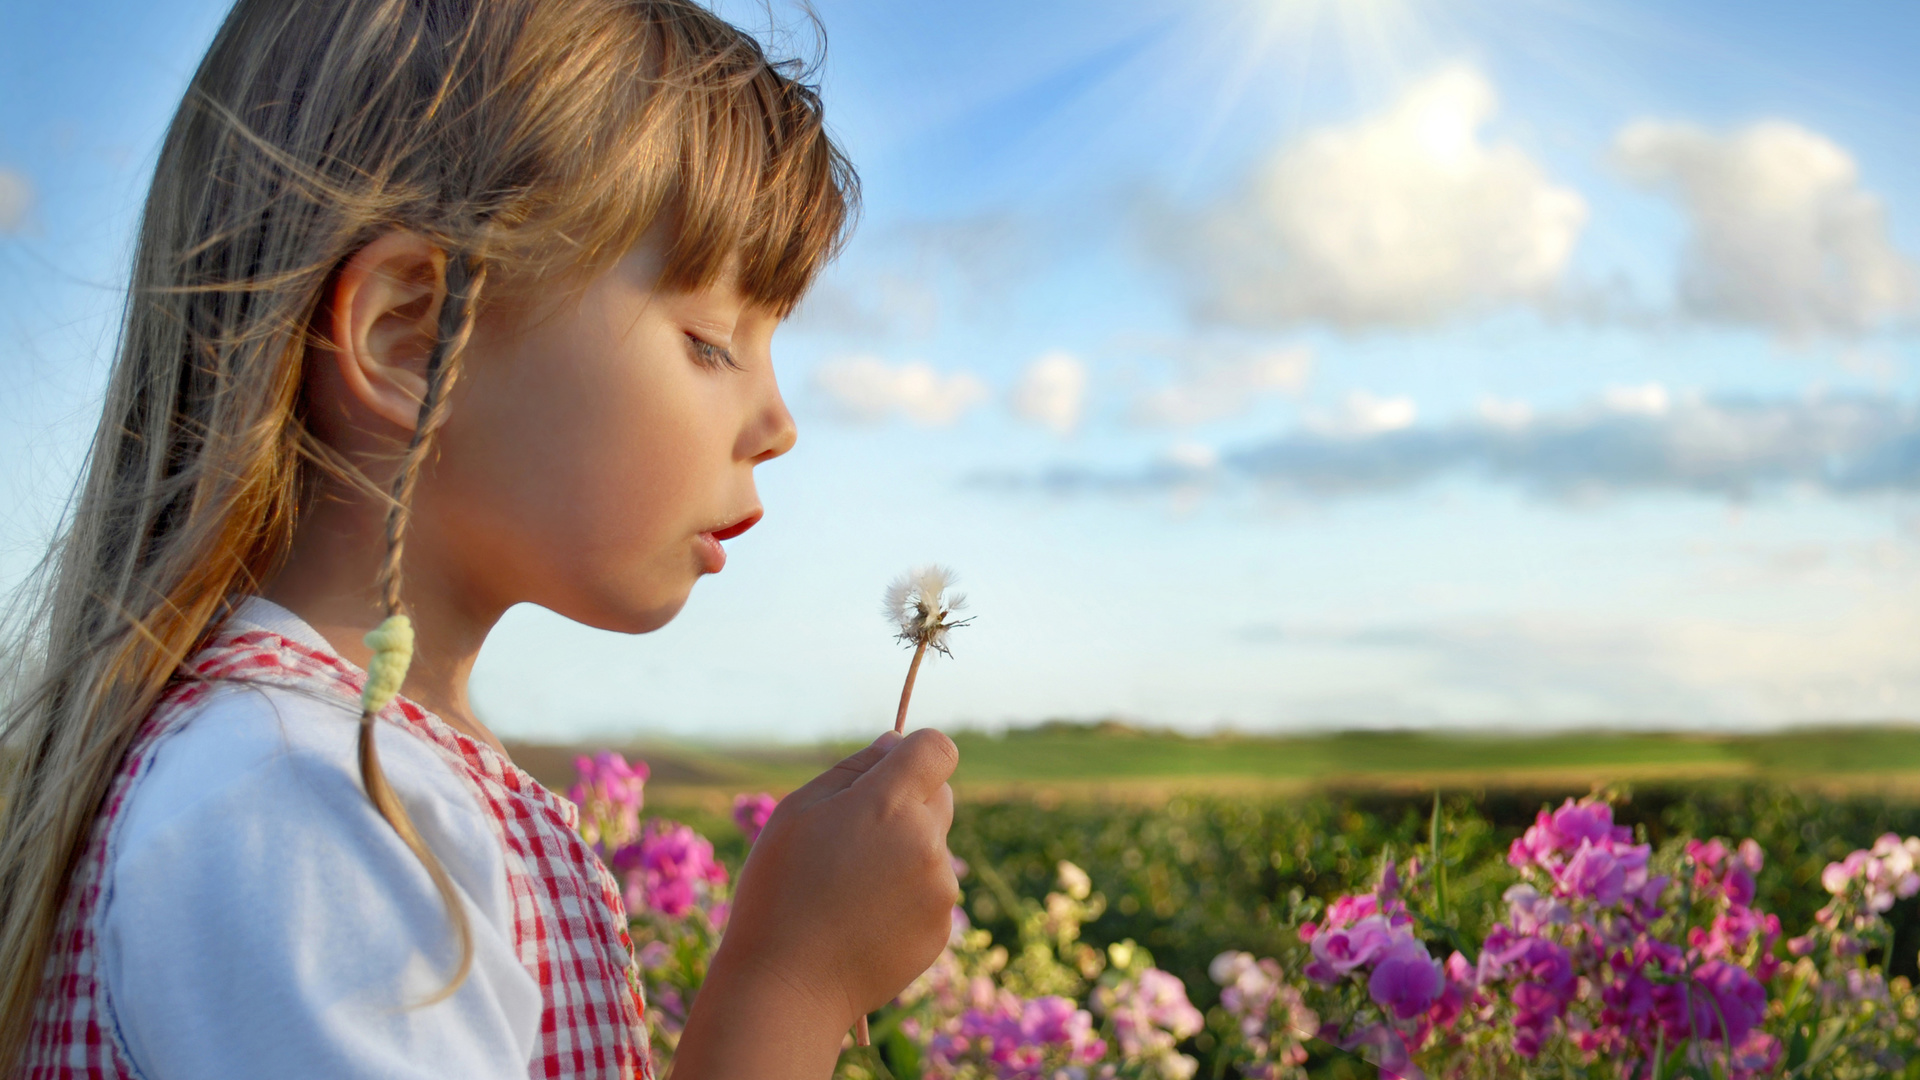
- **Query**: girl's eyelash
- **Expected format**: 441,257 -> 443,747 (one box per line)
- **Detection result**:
685,333 -> 742,372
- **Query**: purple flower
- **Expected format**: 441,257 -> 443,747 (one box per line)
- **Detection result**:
1307,914 -> 1394,981
730,792 -> 777,845
1654,960 -> 1766,1045
1561,841 -> 1626,905
1367,936 -> 1443,1020
1503,883 -> 1571,934
929,991 -> 1105,1080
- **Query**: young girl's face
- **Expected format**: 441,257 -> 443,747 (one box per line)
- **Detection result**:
414,232 -> 796,634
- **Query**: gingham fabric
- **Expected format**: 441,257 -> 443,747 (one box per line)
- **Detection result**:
22,624 -> 654,1079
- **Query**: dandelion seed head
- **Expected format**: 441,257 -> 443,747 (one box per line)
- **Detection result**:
884,564 -> 971,655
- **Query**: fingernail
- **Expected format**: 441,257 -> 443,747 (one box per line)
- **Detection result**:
872,730 -> 903,750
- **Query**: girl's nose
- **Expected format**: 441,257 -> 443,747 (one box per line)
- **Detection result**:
746,389 -> 797,464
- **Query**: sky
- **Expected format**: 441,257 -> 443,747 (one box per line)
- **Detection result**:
3,0 -> 1919,743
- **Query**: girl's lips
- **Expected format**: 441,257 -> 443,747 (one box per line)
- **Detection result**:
696,531 -> 726,574
709,510 -> 761,542
696,510 -> 761,574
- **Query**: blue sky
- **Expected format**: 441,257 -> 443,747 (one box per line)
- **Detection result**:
3,0 -> 1919,742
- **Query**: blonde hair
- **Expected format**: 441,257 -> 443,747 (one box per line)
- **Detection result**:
0,0 -> 854,1062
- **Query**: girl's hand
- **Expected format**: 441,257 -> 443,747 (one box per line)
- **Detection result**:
671,728 -> 960,1079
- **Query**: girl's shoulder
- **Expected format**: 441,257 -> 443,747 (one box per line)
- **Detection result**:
80,606 -> 547,1079
113,675 -> 502,896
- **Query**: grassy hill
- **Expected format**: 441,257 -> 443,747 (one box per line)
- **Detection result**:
504,721 -> 1920,808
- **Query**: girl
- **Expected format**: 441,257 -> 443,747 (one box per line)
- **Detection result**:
0,0 -> 961,1077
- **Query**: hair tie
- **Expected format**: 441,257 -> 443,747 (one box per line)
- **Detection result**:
360,614 -> 415,716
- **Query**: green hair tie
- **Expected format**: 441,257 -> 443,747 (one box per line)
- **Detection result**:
361,614 -> 415,716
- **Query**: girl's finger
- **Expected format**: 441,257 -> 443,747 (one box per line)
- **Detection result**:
788,730 -> 902,805
927,781 -> 955,835
857,728 -> 958,805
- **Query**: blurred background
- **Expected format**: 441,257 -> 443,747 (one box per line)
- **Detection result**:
3,0 -> 1918,756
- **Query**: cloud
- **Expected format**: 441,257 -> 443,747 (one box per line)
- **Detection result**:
1304,390 -> 1417,436
812,355 -> 988,426
0,169 -> 31,232
1150,66 -> 1588,329
1010,351 -> 1089,435
982,386 -> 1920,501
1130,344 -> 1312,426
1616,119 -> 1919,337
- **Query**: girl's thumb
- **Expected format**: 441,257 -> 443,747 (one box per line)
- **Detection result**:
793,730 -> 903,803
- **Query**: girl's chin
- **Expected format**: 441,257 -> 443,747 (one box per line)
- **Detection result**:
548,584 -> 691,636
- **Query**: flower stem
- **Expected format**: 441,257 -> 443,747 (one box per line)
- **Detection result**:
855,638 -> 934,1050
894,639 -> 929,734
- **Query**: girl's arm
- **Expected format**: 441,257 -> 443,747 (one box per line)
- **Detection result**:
670,729 -> 960,1079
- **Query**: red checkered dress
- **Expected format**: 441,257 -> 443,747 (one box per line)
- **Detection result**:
22,625 -> 655,1079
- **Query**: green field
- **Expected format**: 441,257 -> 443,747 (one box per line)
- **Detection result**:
504,721 -> 1920,804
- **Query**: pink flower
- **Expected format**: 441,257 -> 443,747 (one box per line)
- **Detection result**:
1095,968 -> 1204,1062
1427,951 -> 1477,1029
1728,1030 -> 1781,1078
1322,892 -> 1382,930
929,991 -> 1105,1080
1511,797 -> 1633,870
613,820 -> 728,919
569,750 -> 649,851
731,792 -> 777,845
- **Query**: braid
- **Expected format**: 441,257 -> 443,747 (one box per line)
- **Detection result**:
375,254 -> 485,615
356,250 -> 486,1007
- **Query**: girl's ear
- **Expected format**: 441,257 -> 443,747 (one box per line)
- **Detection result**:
326,230 -> 448,432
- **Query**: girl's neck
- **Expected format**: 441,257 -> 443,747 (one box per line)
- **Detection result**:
263,487 -> 510,758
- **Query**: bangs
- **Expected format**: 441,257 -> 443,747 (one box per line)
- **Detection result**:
663,41 -> 857,316
498,1 -> 858,316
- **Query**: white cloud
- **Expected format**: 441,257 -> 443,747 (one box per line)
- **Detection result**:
1157,66 -> 1587,329
1131,345 -> 1312,426
1162,442 -> 1218,471
1010,351 -> 1089,435
1477,396 -> 1534,428
0,169 -> 31,232
1616,119 -> 1918,337
812,356 -> 988,426
1602,382 -> 1671,416
1307,390 -> 1419,436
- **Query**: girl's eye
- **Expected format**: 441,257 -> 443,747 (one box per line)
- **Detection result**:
685,333 -> 743,372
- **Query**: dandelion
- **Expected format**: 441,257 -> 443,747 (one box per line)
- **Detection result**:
883,564 -> 973,734
856,565 -> 973,1047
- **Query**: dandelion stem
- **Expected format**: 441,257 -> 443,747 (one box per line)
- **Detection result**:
895,639 -> 928,734
855,640 -> 935,1051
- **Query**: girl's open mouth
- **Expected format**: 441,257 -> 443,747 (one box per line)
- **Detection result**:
696,511 -> 762,573
709,511 -> 762,542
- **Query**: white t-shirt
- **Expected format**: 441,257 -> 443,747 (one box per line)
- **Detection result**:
98,598 -> 542,1078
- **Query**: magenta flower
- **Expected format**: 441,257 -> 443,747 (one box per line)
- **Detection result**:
1654,960 -> 1765,1045
1561,841 -> 1626,905
612,820 -> 729,920
1427,951 -> 1477,1029
1367,936 -> 1443,1020
568,750 -> 649,852
731,792 -> 777,845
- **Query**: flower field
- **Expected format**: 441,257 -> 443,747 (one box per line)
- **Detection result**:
569,747 -> 1920,1079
